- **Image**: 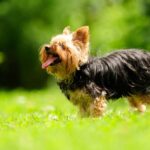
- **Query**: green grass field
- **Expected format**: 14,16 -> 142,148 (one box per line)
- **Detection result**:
0,85 -> 150,150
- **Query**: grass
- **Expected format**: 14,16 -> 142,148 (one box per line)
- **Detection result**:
0,85 -> 150,150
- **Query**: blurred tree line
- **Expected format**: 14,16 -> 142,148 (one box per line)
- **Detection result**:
0,0 -> 150,89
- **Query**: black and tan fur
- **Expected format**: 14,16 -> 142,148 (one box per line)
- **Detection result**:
40,26 -> 150,117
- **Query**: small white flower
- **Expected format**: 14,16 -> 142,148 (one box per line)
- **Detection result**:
48,114 -> 58,120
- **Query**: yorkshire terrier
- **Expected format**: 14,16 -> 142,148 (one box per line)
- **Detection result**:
40,26 -> 150,117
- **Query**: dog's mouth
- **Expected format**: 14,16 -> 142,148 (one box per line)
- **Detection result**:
42,54 -> 61,69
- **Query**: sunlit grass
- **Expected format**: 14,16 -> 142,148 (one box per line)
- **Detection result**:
0,86 -> 150,150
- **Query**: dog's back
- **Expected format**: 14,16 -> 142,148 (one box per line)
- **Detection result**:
77,49 -> 150,99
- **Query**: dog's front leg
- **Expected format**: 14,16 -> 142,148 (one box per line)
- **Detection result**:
89,91 -> 107,117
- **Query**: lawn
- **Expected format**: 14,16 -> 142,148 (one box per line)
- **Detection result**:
0,85 -> 150,150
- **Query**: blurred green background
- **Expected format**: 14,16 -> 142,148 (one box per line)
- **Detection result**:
0,0 -> 150,89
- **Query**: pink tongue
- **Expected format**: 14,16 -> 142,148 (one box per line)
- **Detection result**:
42,57 -> 57,69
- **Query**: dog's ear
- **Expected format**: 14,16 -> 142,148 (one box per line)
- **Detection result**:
63,26 -> 71,35
72,26 -> 89,44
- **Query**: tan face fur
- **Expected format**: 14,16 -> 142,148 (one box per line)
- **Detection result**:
40,26 -> 89,80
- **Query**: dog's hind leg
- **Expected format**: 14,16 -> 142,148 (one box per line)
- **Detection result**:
128,95 -> 148,113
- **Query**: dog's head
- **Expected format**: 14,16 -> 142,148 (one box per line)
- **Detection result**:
40,26 -> 89,80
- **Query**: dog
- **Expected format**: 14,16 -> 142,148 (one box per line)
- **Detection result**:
40,26 -> 150,117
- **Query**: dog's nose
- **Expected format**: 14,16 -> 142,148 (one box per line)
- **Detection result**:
44,45 -> 50,52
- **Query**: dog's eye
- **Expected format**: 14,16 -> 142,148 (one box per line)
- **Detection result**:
60,43 -> 65,50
